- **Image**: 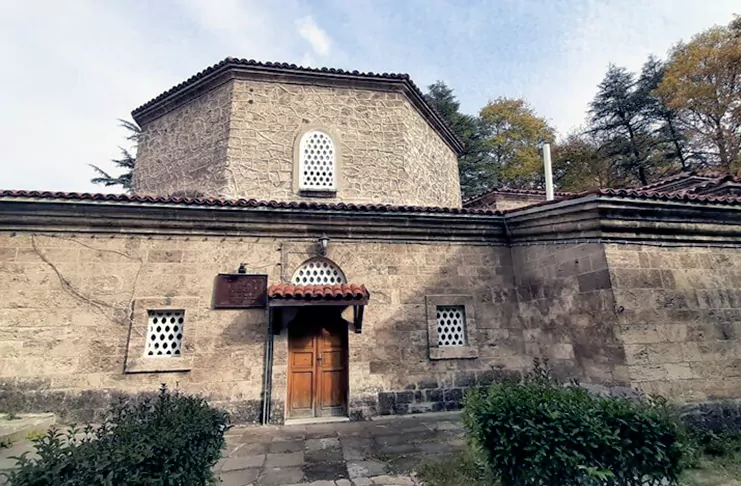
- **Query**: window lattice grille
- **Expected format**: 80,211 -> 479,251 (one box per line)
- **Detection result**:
299,130 -> 336,190
291,259 -> 347,285
436,306 -> 466,347
146,310 -> 184,357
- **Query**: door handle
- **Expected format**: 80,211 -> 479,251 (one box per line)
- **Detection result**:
317,354 -> 323,363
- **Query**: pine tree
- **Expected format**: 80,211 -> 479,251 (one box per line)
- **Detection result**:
90,119 -> 140,191
424,82 -> 489,197
589,65 -> 655,185
637,56 -> 691,171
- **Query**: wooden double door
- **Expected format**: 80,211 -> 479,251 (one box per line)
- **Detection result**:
287,308 -> 349,419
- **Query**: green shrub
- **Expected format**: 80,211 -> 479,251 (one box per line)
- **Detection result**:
3,385 -> 229,486
463,365 -> 685,486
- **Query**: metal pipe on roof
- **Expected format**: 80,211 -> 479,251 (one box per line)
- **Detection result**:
543,143 -> 554,201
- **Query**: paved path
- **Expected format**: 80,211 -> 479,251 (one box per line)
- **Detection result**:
217,412 -> 464,486
0,412 -> 464,486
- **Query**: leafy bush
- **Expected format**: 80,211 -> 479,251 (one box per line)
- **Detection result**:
3,385 -> 229,486
463,363 -> 686,486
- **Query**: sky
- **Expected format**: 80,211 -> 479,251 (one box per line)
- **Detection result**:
0,0 -> 738,193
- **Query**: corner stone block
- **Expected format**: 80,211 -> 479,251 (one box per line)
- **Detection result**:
454,372 -> 476,387
628,364 -> 667,382
443,388 -> 463,403
377,392 -> 395,415
395,391 -> 414,404
664,363 -> 695,380
425,389 -> 443,403
577,269 -> 611,293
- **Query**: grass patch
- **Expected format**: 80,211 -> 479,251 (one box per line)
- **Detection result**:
416,449 -> 496,486
680,453 -> 741,486
25,431 -> 45,442
416,449 -> 741,486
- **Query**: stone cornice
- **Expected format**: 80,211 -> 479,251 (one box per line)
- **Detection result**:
0,198 -> 505,244
130,59 -> 465,155
2,194 -> 741,247
505,194 -> 741,246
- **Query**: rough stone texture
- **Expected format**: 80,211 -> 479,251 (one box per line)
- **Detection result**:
133,79 -> 461,208
270,240 -> 523,421
4,200 -> 741,422
0,232 -> 519,422
465,191 -> 547,211
133,82 -> 233,197
513,243 -> 626,385
605,244 -> 741,401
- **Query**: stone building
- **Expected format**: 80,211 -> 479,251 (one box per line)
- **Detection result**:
1,59 -> 741,424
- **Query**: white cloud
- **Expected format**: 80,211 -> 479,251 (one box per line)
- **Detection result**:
0,0 -> 738,193
0,0 -> 302,193
295,16 -> 332,57
528,0 -> 740,137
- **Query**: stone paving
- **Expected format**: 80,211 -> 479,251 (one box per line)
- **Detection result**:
216,412 -> 465,486
0,412 -> 464,486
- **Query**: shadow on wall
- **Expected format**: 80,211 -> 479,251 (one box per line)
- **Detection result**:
330,240 -> 628,420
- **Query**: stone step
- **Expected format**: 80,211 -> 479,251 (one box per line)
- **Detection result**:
0,413 -> 56,445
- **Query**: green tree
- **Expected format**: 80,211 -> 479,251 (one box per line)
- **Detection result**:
90,119 -> 140,191
552,130 -> 623,192
588,65 -> 660,186
637,56 -> 692,170
424,81 -> 489,197
478,97 -> 555,189
656,16 -> 741,173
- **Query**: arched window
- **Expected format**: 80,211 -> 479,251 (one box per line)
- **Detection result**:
299,130 -> 336,191
291,258 -> 346,285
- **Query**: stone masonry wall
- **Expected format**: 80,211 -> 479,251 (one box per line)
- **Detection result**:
495,194 -> 546,211
606,245 -> 741,401
0,231 -> 519,423
132,83 -> 233,197
133,79 -> 461,208
269,240 -> 524,421
512,243 -> 628,386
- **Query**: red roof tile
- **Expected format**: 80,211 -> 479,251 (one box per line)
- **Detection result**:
463,187 -> 574,207
0,190 -> 503,216
596,187 -> 741,204
130,57 -> 464,154
268,283 -> 369,301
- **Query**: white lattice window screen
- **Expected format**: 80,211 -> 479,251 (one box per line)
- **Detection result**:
436,306 -> 467,347
145,310 -> 184,357
299,130 -> 336,190
291,259 -> 347,285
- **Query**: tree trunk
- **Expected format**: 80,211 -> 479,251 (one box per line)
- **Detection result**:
666,117 -> 687,170
715,122 -> 730,173
626,124 -> 648,185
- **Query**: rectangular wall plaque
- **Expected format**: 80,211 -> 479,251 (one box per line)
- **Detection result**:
213,274 -> 268,309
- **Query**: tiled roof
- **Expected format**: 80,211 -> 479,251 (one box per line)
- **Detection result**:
501,187 -> 741,214
463,187 -> 574,208
130,57 -> 464,154
2,187 -> 740,222
637,171 -> 741,194
268,283 -> 369,301
596,187 -> 741,205
0,190 -> 503,216
637,171 -> 699,191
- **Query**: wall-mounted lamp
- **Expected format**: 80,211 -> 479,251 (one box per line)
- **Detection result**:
317,234 -> 330,256
237,263 -> 247,274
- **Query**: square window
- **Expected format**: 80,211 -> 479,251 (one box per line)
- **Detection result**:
145,310 -> 185,357
426,295 -> 478,360
436,305 -> 466,347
